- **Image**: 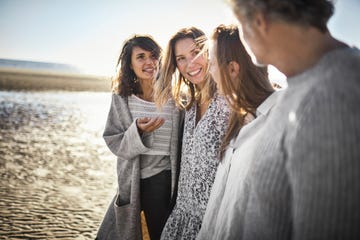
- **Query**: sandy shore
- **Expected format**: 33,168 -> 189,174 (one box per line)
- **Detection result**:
0,91 -> 116,239
0,90 -> 151,240
0,69 -> 111,92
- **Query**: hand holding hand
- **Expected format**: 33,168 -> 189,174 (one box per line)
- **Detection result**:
136,117 -> 165,134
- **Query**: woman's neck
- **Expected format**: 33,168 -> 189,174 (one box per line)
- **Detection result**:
138,79 -> 154,102
196,98 -> 210,125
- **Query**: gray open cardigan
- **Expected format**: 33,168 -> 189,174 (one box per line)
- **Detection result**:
96,94 -> 183,240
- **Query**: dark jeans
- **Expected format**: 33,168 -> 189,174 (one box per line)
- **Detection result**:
140,170 -> 171,240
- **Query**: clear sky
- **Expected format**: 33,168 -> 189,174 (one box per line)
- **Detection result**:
1,0 -> 359,81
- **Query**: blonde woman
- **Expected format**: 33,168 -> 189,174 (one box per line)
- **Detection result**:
154,27 -> 230,239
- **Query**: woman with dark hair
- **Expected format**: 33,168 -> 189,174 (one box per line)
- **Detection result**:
154,27 -> 230,239
96,34 -> 183,240
197,24 -> 278,240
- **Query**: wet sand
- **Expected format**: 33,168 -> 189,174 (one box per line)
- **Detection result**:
0,91 -> 117,239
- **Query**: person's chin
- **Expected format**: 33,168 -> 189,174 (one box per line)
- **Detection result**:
254,61 -> 267,67
251,56 -> 267,67
190,75 -> 206,86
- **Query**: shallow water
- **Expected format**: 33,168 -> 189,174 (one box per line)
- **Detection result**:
0,91 -> 117,239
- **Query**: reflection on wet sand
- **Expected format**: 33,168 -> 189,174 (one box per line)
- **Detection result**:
0,91 -> 116,239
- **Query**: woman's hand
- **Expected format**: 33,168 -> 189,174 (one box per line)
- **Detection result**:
136,117 -> 165,134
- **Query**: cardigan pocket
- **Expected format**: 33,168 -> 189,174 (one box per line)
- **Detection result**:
113,194 -> 140,240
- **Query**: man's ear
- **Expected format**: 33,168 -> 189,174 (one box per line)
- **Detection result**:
253,11 -> 269,35
227,61 -> 240,78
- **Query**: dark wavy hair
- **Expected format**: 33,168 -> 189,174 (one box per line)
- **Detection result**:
112,34 -> 162,96
230,0 -> 334,32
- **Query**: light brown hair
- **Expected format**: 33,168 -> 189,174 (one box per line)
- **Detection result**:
212,24 -> 274,159
154,27 -> 216,110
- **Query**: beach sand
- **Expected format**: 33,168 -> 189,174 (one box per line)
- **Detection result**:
0,90 -> 150,240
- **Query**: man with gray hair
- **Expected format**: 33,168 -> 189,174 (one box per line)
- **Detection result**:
198,0 -> 360,239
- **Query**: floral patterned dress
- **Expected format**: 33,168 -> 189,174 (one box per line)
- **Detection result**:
161,95 -> 230,239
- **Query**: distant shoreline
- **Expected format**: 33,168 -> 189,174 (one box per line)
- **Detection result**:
0,68 -> 111,92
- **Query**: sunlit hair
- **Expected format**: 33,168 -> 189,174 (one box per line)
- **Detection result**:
229,0 -> 334,32
112,34 -> 162,96
154,27 -> 216,110
212,24 -> 274,159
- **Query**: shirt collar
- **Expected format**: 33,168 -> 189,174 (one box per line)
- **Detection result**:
256,89 -> 282,117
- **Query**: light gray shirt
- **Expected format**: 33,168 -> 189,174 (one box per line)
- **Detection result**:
197,90 -> 281,240
200,47 -> 360,240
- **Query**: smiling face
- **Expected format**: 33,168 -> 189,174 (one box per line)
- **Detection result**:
174,38 -> 208,89
131,46 -> 159,82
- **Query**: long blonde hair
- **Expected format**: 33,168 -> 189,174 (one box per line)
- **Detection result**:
154,27 -> 216,110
